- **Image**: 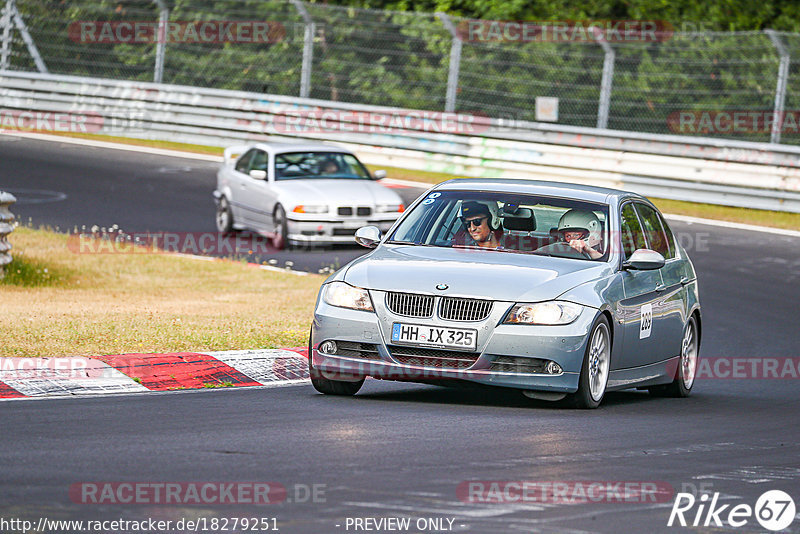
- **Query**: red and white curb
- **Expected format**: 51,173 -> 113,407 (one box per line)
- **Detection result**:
0,348 -> 309,400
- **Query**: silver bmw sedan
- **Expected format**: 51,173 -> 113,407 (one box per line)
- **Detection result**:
309,179 -> 701,408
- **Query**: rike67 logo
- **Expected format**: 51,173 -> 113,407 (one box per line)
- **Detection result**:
668,490 -> 795,531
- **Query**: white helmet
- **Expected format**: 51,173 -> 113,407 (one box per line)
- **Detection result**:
460,200 -> 501,231
557,210 -> 602,248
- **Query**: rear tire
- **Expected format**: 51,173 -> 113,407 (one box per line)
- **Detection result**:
649,316 -> 698,398
308,329 -> 365,396
566,316 -> 611,409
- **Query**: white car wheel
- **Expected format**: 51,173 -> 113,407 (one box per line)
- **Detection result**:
216,197 -> 234,234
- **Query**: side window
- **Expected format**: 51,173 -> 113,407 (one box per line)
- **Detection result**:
250,150 -> 268,172
635,203 -> 670,258
656,211 -> 677,259
620,203 -> 646,259
235,149 -> 256,173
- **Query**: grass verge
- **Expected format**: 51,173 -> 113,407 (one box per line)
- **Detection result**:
0,227 -> 322,357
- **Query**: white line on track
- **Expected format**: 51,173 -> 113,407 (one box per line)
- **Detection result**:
0,131 -> 222,161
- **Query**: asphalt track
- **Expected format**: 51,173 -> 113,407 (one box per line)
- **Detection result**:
0,135 -> 422,273
2,135 -> 800,533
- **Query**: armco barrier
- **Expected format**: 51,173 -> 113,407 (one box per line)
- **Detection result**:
2,70 -> 800,212
0,191 -> 16,276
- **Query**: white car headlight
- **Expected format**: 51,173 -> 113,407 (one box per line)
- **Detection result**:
504,301 -> 583,325
322,281 -> 374,311
293,204 -> 328,214
376,204 -> 405,213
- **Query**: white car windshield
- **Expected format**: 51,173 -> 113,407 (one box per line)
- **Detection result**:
387,190 -> 610,261
275,152 -> 371,180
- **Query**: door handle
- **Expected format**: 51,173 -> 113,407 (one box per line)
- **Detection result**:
680,277 -> 691,286
655,284 -> 667,292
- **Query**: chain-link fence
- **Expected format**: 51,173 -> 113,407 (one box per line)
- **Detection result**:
3,0 -> 800,145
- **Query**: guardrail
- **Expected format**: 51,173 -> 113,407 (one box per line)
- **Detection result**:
0,191 -> 16,276
2,70 -> 800,212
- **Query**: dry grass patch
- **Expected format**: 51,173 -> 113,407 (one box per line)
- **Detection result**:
1,227 -> 323,357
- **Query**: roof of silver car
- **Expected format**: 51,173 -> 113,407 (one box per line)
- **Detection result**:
252,142 -> 353,154
433,178 -> 644,204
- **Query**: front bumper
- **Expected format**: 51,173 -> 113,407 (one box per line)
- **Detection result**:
286,217 -> 397,244
311,296 -> 597,393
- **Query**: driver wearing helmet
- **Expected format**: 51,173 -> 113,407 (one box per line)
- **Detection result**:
556,209 -> 603,259
322,160 -> 340,175
459,200 -> 504,249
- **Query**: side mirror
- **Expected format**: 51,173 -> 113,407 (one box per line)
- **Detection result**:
249,169 -> 267,180
623,249 -> 665,271
355,226 -> 381,248
373,169 -> 387,180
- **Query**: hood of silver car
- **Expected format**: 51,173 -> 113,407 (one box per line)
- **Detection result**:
274,179 -> 402,206
344,245 -> 611,302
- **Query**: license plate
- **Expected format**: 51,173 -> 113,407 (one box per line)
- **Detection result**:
391,323 -> 477,351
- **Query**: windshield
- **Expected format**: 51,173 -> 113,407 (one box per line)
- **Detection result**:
387,190 -> 610,261
274,152 -> 371,180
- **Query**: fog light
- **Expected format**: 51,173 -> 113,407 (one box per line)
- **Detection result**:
319,340 -> 337,354
545,361 -> 562,374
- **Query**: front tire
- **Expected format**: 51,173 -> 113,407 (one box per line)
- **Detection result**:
308,330 -> 365,396
649,316 -> 698,398
566,316 -> 611,409
272,204 -> 289,250
216,197 -> 235,234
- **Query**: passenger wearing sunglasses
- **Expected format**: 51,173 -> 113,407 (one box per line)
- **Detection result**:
459,201 -> 504,249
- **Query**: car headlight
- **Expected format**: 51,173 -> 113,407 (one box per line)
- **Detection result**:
504,301 -> 583,325
293,204 -> 328,214
322,281 -> 374,311
376,204 -> 404,213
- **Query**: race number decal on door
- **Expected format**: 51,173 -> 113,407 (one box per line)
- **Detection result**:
640,303 -> 653,339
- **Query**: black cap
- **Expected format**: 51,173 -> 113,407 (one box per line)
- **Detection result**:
461,201 -> 490,219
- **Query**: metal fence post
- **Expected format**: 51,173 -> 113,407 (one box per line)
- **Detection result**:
290,0 -> 314,99
436,12 -> 461,113
0,191 -> 16,278
8,0 -> 46,73
1,0 -> 12,71
765,29 -> 790,145
595,27 -> 615,130
153,0 -> 168,84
